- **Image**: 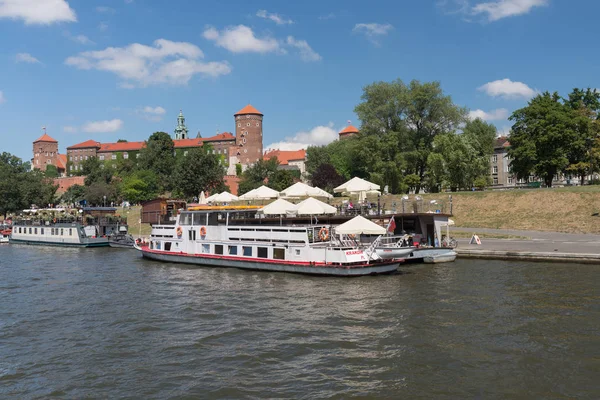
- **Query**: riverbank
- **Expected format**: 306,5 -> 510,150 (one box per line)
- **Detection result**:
452,226 -> 600,264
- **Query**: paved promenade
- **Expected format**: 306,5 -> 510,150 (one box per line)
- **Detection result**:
450,227 -> 600,263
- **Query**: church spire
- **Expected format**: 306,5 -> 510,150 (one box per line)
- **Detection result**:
174,109 -> 189,140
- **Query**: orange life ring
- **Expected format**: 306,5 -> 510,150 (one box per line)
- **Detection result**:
53,218 -> 57,223
200,226 -> 207,236
176,226 -> 183,236
319,227 -> 329,241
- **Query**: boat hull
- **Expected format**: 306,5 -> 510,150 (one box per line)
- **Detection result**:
9,238 -> 109,247
374,246 -> 416,259
138,248 -> 401,276
423,252 -> 457,264
404,247 -> 457,263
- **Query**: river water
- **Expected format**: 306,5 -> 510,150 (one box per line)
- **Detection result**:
0,245 -> 598,399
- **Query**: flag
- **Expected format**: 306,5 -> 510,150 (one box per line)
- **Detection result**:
387,216 -> 396,233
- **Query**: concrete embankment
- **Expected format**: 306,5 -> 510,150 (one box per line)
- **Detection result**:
452,228 -> 600,264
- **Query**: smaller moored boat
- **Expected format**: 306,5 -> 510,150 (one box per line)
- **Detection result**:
108,225 -> 136,249
423,251 -> 457,264
1,228 -> 10,244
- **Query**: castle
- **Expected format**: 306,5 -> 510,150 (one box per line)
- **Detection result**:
32,105 -> 264,178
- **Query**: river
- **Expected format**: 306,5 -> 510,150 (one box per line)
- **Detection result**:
1,245 -> 598,399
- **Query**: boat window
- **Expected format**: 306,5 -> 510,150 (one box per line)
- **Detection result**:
69,228 -> 72,236
41,228 -> 44,235
188,230 -> 196,241
242,246 -> 252,257
202,244 -> 210,253
180,212 -> 192,225
156,241 -> 161,249
34,228 -> 38,234
295,249 -> 301,256
165,242 -> 172,251
29,228 -> 32,234
228,245 -> 237,255
257,247 -> 268,258
61,229 -> 64,236
193,213 -> 206,226
18,227 -> 21,233
208,213 -> 219,226
273,248 -> 285,260
215,245 -> 223,255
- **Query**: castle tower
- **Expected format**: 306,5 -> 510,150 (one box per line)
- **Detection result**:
174,110 -> 189,140
338,121 -> 359,139
32,129 -> 59,170
234,104 -> 263,165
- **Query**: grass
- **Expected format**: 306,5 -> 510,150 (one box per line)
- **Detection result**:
115,206 -> 152,236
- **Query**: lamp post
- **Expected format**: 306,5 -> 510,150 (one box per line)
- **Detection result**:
103,195 -> 106,207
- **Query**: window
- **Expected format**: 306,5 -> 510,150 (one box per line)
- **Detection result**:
243,246 -> 252,256
180,212 -> 192,225
238,123 -> 241,127
69,228 -> 72,236
74,165 -> 78,171
493,177 -> 498,185
228,245 -> 238,255
136,153 -> 141,159
295,249 -> 301,256
224,149 -> 227,154
202,244 -> 210,253
508,177 -> 513,184
60,228 -> 64,236
124,152 -> 129,159
34,228 -> 38,234
273,248 -> 285,260
257,247 -> 268,258
215,245 -> 223,255
41,228 -> 44,235
256,122 -> 259,127
492,154 -> 498,163
29,228 -> 32,234
99,155 -> 105,161
247,122 -> 251,126
164,242 -> 172,251
85,156 -> 88,160
492,166 -> 498,174
70,165 -> 73,171
184,151 -> 188,156
69,156 -> 73,161
188,229 -> 196,240
111,154 -> 116,160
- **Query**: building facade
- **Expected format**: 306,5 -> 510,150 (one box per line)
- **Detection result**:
63,105 -> 263,175
263,149 -> 307,177
338,123 -> 359,139
32,132 -> 66,176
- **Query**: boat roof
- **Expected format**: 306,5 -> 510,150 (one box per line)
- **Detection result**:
186,205 -> 262,212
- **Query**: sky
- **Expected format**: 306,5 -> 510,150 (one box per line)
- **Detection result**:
1,0 -> 599,162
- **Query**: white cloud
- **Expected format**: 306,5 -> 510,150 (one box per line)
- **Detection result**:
63,125 -> 77,133
286,36 -> 321,62
139,106 -> 166,122
66,32 -> 94,45
82,119 -> 123,133
95,6 -> 115,14
353,23 -> 394,44
203,25 -> 280,54
0,90 -> 5,104
15,52 -> 41,63
124,0 -> 134,3
98,22 -> 108,31
256,9 -> 293,25
468,108 -> 509,121
0,0 -> 76,25
478,78 -> 536,99
472,0 -> 547,21
265,123 -> 339,151
65,38 -> 232,87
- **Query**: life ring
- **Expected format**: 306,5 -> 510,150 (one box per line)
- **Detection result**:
319,227 -> 329,241
176,226 -> 183,236
53,218 -> 57,223
200,226 -> 207,236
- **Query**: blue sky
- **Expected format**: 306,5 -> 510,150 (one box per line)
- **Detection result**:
1,0 -> 599,162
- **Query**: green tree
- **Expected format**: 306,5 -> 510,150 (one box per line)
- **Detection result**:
45,164 -> 59,178
509,92 -> 578,187
81,156 -> 113,186
61,184 -> 86,205
354,79 -> 467,192
311,163 -> 345,192
238,157 -> 280,195
85,181 -> 117,206
269,169 -> 300,191
119,170 -> 160,204
172,146 -> 226,199
137,131 -> 175,190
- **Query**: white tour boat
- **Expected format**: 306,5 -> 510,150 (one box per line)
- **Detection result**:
136,206 -> 403,276
10,221 -> 109,247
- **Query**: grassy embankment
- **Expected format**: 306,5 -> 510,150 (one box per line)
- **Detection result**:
119,186 -> 600,236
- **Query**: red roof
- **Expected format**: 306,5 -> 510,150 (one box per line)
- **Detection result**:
264,149 -> 307,165
234,104 -> 263,116
339,125 -> 359,135
99,141 -> 145,152
173,138 -> 203,149
495,136 -> 510,149
68,139 -> 101,149
56,154 -> 67,170
34,133 -> 58,143
203,132 -> 235,141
